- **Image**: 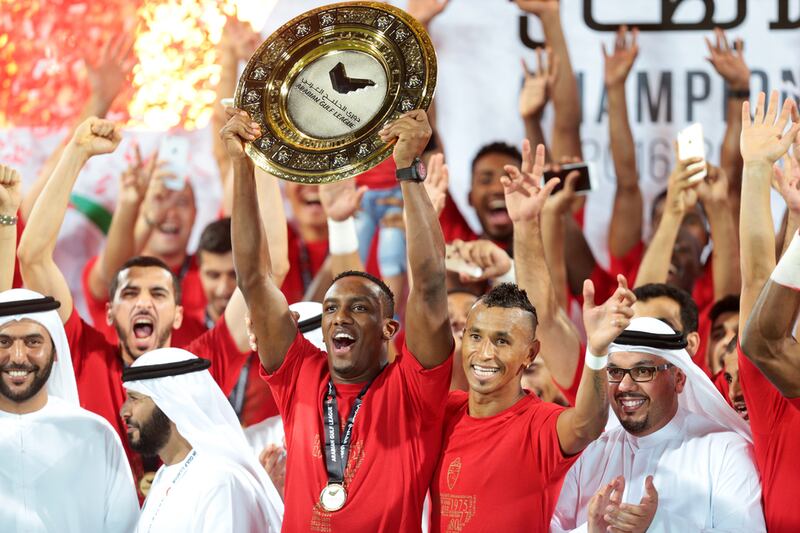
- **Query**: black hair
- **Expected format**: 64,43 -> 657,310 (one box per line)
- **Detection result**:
471,142 -> 522,175
197,217 -> 232,261
331,270 -> 395,318
709,294 -> 740,324
109,256 -> 181,304
633,283 -> 698,334
479,283 -> 538,330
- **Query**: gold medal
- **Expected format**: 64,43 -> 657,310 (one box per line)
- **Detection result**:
319,483 -> 347,512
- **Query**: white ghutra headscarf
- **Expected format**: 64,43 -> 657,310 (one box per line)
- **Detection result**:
608,317 -> 752,443
0,288 -> 79,406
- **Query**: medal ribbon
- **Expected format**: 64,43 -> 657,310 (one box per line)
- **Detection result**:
321,369 -> 383,484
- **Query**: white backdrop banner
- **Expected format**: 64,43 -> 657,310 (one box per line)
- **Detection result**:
2,0 -> 798,313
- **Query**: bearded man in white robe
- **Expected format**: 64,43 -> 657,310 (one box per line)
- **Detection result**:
0,289 -> 139,533
551,317 -> 765,533
121,347 -> 283,533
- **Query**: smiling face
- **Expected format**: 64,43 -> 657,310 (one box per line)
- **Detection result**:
608,351 -> 685,436
722,347 -> 747,421
461,302 -> 538,397
285,182 -> 326,232
321,276 -> 398,383
469,152 -> 521,241
108,266 -> 183,362
145,183 -> 196,259
120,390 -> 172,456
0,319 -> 54,405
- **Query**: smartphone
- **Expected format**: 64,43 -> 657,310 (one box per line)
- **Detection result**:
158,136 -> 190,191
445,244 -> 483,278
677,123 -> 707,183
542,162 -> 595,195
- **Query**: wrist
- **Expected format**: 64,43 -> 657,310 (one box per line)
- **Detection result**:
394,157 -> 414,169
0,213 -> 18,227
64,143 -> 92,164
585,346 -> 609,369
327,217 -> 359,255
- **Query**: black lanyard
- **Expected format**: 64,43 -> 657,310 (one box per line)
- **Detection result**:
322,369 -> 383,484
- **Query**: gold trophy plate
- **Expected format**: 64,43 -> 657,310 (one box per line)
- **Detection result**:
234,1 -> 437,184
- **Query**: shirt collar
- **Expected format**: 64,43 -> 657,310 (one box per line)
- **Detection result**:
625,406 -> 687,450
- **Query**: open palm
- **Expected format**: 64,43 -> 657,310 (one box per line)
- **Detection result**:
319,179 -> 367,222
740,91 -> 799,164
501,140 -> 558,222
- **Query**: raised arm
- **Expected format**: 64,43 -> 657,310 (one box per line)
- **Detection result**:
319,177 -> 368,277
379,110 -> 453,366
0,165 -> 22,291
86,148 -> 156,300
20,35 -> 134,222
707,28 -> 749,228
502,140 -> 580,388
516,0 -> 582,160
604,26 -> 643,259
18,118 -> 122,323
739,92 -> 800,394
222,108 -> 296,371
519,47 -> 556,160
697,165 -> 741,299
634,154 -> 703,288
556,276 -> 635,455
542,166 -> 580,309
739,92 -> 798,328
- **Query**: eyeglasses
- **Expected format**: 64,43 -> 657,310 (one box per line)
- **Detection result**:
607,364 -> 673,383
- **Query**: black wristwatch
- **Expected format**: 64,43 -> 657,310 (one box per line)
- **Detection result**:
395,157 -> 427,182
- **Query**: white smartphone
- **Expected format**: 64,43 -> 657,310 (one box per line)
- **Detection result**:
158,136 -> 190,191
445,244 -> 483,278
677,123 -> 707,183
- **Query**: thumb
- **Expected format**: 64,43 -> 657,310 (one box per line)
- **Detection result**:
355,185 -> 369,205
642,475 -> 658,503
582,279 -> 596,310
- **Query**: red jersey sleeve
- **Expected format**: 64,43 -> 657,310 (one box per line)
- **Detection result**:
62,308 -> 118,379
259,331 -> 325,418
186,316 -> 248,396
737,343 -> 793,436
528,398 -> 574,483
395,342 -> 453,419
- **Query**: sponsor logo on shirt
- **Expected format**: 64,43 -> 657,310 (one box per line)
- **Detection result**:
439,494 -> 477,532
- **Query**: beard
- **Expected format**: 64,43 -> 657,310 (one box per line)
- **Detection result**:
0,355 -> 54,403
619,413 -> 650,434
115,321 -> 173,360
127,404 -> 172,457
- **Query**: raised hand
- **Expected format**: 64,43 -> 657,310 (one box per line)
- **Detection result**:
86,33 -> 136,113
119,145 -> 159,206
220,16 -> 262,62
542,157 -> 581,216
663,146 -> 704,218
741,91 -> 800,165
71,117 -> 123,157
696,164 -> 729,207
520,47 -> 558,120
705,28 -> 749,91
319,178 -> 368,222
447,238 -> 512,282
139,167 -> 184,228
604,476 -> 659,533
501,139 -> 559,222
582,275 -> 636,355
406,0 -> 449,26
514,0 -> 560,16
0,165 -> 21,217
219,107 -> 261,160
603,25 -> 639,88
379,109 -> 432,169
774,150 -> 800,216
424,153 -> 449,215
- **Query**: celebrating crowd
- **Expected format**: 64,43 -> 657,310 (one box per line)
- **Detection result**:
2,1 -> 800,532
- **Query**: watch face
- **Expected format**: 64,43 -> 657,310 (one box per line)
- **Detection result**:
416,159 -> 427,179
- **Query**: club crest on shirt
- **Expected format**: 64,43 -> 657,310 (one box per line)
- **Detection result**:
446,457 -> 462,490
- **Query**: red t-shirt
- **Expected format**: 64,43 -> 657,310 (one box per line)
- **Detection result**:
430,391 -> 576,533
440,194 -> 478,244
555,346 -> 585,407
281,225 -> 329,304
80,254 -> 208,346
738,344 -> 800,532
63,310 -> 248,488
261,332 -> 452,531
355,157 -> 397,190
238,354 -> 280,427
